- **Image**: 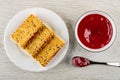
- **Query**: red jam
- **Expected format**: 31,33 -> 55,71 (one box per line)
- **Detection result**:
77,14 -> 113,49
72,56 -> 90,67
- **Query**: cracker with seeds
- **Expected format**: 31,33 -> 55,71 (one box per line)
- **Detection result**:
11,14 -> 65,67
25,27 -> 54,58
11,14 -> 43,48
36,35 -> 65,67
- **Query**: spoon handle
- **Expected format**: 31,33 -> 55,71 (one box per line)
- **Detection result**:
90,61 -> 120,67
90,61 -> 107,65
107,63 -> 120,67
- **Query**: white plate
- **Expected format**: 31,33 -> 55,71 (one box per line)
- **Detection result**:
4,8 -> 69,72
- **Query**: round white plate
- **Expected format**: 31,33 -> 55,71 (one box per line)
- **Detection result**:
4,8 -> 69,72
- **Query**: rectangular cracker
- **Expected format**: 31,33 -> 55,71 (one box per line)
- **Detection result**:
11,14 -> 43,48
11,14 -> 65,67
36,35 -> 65,67
25,27 -> 54,58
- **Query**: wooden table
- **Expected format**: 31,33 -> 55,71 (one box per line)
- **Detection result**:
1,0 -> 120,80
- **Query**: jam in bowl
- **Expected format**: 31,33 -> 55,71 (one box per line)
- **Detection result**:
75,11 -> 116,52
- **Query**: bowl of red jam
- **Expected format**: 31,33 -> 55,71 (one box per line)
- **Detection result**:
75,10 -> 116,52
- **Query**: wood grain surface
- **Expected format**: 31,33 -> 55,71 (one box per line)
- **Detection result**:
1,0 -> 120,80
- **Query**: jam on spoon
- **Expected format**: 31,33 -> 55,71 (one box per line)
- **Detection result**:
72,56 -> 90,67
72,56 -> 120,67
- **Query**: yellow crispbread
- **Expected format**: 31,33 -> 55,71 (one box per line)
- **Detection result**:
11,14 -> 65,67
11,14 -> 43,48
36,35 -> 65,67
25,27 -> 54,58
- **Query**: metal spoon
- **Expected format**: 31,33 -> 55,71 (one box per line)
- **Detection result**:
72,56 -> 120,67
